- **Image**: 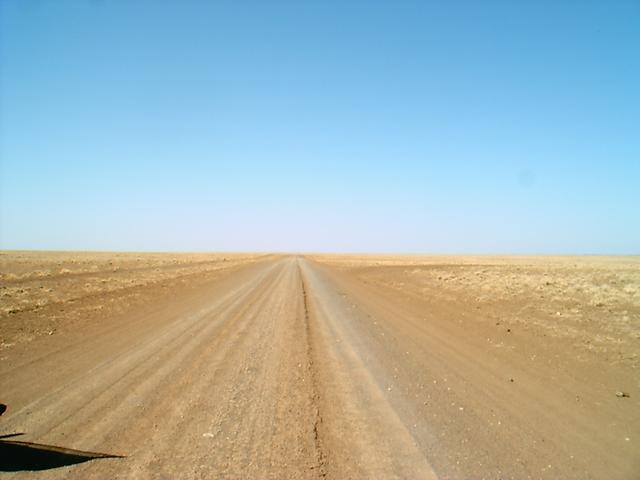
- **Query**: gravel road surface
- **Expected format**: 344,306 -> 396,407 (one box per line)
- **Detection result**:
1,255 -> 638,478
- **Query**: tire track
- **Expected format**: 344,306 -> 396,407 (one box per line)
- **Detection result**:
298,260 -> 327,478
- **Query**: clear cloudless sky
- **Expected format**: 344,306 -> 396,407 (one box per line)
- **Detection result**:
1,0 -> 638,253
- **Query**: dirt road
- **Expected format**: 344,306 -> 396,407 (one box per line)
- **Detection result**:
1,255 -> 638,478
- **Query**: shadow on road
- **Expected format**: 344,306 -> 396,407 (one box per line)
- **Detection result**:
0,402 -> 124,471
0,438 -> 124,472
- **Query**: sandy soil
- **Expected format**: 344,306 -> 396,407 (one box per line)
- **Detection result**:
1,253 -> 638,479
0,251 -> 265,348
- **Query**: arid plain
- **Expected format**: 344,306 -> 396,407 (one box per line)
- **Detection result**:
1,252 -> 638,479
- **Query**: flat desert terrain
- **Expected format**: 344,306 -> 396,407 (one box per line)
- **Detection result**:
1,252 -> 639,479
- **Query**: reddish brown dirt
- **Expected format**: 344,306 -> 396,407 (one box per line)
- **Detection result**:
1,253 -> 638,478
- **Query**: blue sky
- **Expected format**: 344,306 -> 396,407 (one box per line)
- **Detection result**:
1,0 -> 638,253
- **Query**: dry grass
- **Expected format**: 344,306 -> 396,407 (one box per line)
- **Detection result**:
0,251 -> 264,347
312,255 -> 640,366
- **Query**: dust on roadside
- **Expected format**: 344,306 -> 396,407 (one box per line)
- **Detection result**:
310,255 -> 640,368
0,251 -> 263,350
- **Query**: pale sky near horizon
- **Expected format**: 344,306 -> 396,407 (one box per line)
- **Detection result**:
1,1 -> 638,254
